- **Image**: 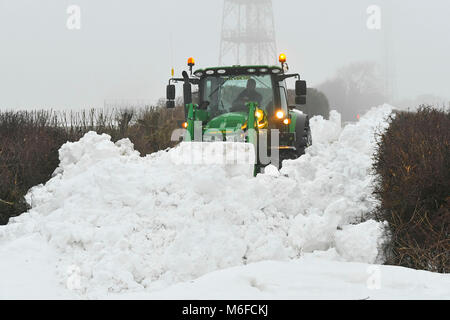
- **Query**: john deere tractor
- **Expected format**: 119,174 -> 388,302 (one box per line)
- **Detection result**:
166,54 -> 312,174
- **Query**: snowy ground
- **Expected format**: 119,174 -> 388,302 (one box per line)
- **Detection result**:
0,104 -> 449,300
115,256 -> 450,300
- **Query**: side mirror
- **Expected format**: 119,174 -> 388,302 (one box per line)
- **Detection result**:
166,84 -> 176,109
295,80 -> 307,96
166,84 -> 175,100
166,100 -> 175,109
295,96 -> 306,105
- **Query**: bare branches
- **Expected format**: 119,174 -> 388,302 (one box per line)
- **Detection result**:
372,107 -> 450,273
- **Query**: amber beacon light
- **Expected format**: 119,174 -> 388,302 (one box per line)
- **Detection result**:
187,57 -> 195,76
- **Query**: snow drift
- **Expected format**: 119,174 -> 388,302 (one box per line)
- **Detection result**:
1,105 -> 394,298
117,257 -> 450,300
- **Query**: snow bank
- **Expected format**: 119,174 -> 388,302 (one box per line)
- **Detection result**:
1,105 -> 393,298
281,106 -> 393,261
116,256 -> 450,300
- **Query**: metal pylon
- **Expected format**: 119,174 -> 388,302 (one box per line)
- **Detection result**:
219,0 -> 277,66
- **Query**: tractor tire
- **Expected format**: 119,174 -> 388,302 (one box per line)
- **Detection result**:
278,118 -> 312,169
295,118 -> 312,157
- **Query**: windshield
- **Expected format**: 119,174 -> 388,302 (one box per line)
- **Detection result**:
201,74 -> 274,118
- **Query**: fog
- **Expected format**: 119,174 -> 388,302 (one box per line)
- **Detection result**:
0,0 -> 449,110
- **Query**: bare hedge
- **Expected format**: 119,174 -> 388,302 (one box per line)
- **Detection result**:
0,107 -> 183,224
373,107 -> 449,273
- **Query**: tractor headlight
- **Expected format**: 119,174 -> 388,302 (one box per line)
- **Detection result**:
255,108 -> 268,129
255,109 -> 264,122
241,108 -> 268,130
276,110 -> 285,119
257,121 -> 268,129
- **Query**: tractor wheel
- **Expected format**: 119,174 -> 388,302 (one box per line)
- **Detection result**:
295,119 -> 312,157
279,149 -> 298,166
278,119 -> 312,169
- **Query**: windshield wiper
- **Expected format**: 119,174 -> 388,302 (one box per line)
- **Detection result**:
253,76 -> 270,89
208,78 -> 230,99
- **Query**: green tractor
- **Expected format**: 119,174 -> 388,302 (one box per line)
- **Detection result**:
166,54 -> 312,174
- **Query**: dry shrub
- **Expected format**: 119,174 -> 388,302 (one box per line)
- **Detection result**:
0,106 -> 184,224
373,106 -> 449,272
0,111 -> 78,224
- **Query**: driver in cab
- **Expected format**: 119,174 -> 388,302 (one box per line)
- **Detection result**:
231,79 -> 262,111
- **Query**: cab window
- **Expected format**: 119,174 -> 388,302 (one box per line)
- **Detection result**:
201,74 -> 274,118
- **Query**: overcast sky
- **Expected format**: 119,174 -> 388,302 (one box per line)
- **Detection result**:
0,0 -> 449,109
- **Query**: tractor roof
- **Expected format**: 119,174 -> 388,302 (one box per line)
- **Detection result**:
193,65 -> 284,78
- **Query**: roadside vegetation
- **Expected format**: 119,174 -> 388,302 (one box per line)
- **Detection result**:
288,88 -> 330,120
0,107 -> 183,224
373,106 -> 449,273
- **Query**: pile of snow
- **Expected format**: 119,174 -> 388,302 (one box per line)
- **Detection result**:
1,105 -> 393,298
281,107 -> 393,262
117,256 -> 450,300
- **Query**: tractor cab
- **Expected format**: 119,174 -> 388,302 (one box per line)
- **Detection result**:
166,54 -> 312,172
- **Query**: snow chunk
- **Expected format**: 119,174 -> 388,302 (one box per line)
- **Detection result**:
335,220 -> 386,263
